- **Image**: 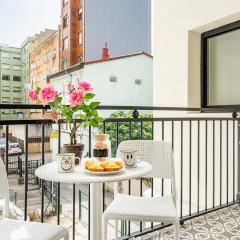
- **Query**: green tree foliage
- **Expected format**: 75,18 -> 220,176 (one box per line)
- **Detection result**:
104,111 -> 153,156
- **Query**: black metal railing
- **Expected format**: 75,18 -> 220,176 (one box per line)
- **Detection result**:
1,104 -> 239,240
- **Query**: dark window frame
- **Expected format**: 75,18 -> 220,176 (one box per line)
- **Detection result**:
63,14 -> 68,28
201,20 -> 240,108
13,76 -> 21,82
2,75 -> 10,81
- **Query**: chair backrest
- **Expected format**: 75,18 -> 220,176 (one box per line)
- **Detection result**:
117,140 -> 175,179
0,157 -> 9,217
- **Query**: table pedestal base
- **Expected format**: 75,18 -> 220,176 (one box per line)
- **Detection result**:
90,183 -> 103,240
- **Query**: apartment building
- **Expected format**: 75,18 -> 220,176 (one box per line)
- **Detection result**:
59,0 -> 151,69
30,30 -> 60,88
0,44 -> 24,118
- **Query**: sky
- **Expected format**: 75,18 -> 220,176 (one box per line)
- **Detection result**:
0,0 -> 61,48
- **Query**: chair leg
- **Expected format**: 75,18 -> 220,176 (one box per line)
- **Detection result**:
115,220 -> 118,240
102,216 -> 108,240
174,221 -> 180,240
64,232 -> 69,240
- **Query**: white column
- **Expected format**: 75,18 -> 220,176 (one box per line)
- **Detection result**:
90,182 -> 103,240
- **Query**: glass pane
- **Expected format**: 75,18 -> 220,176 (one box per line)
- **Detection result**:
208,29 -> 240,105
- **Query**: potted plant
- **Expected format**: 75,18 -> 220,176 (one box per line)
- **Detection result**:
28,81 -> 103,164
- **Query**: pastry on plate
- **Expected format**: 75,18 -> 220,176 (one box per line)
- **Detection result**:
99,160 -> 109,168
88,163 -> 104,172
104,162 -> 122,172
85,160 -> 95,169
114,160 -> 123,168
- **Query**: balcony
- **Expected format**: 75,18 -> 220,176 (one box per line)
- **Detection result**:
0,104 -> 239,240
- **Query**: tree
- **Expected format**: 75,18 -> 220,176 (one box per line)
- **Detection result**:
104,111 -> 153,156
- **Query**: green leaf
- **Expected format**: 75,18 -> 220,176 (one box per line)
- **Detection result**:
84,93 -> 95,101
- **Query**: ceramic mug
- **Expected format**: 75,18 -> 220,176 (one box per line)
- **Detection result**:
57,153 -> 79,173
120,150 -> 139,168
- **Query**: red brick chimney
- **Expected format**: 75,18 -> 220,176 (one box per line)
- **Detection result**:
102,42 -> 110,59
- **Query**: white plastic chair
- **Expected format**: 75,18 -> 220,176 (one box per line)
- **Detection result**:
103,140 -> 180,240
0,158 -> 69,240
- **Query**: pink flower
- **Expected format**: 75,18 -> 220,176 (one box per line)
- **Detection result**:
28,89 -> 38,103
50,110 -> 60,123
69,90 -> 83,107
38,86 -> 57,105
77,81 -> 93,92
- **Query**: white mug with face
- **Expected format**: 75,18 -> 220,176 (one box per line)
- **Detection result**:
120,150 -> 139,168
57,153 -> 78,173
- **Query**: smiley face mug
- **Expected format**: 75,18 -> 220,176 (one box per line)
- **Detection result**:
120,150 -> 139,168
57,153 -> 78,173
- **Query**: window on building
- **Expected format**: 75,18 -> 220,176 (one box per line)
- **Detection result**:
78,32 -> 83,45
13,65 -> 21,71
135,79 -> 142,85
2,109 -> 10,114
78,8 -> 83,20
13,76 -> 21,82
13,87 -> 21,93
2,97 -> 10,103
63,37 -> 69,50
202,21 -> 240,107
63,59 -> 68,70
63,15 -> 68,28
13,54 -> 21,60
1,52 -> 10,58
109,75 -> 117,83
2,75 -> 10,81
2,86 -> 10,92
63,0 -> 68,6
78,56 -> 83,63
2,64 -> 10,70
13,98 -> 21,103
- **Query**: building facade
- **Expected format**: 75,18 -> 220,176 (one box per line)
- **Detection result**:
51,52 -> 153,112
59,0 -> 151,69
60,0 -> 84,70
30,30 -> 60,89
0,45 -> 24,118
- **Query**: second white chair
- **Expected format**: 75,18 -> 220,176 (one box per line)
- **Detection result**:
102,140 -> 180,240
0,157 -> 69,240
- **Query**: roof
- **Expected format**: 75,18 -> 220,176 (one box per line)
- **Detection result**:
84,51 -> 153,65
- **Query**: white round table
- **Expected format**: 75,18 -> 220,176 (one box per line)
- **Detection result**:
35,159 -> 152,240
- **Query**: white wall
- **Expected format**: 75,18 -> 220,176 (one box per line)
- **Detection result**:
153,0 -> 240,107
152,0 -> 240,214
52,54 -> 153,113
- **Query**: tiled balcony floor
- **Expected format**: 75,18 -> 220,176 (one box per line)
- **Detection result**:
138,204 -> 240,240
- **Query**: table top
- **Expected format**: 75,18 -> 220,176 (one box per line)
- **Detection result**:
35,159 -> 152,184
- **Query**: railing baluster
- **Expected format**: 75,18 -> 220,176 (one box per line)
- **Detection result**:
5,125 -> 9,175
180,121 -> 183,219
233,119 -> 235,201
41,124 -> 45,223
213,120 -> 215,208
57,123 -> 61,225
73,184 -> 76,240
205,120 -> 208,211
88,126 -> 92,240
226,121 -> 229,204
220,120 -> 222,206
24,124 -> 28,221
162,121 -> 164,196
197,120 -> 200,213
189,121 -> 192,216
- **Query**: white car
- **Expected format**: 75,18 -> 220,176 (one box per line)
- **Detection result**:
8,143 -> 22,155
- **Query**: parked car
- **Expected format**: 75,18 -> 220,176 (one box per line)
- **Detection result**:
8,143 -> 22,155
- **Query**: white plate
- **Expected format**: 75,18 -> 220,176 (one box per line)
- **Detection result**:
84,167 -> 124,175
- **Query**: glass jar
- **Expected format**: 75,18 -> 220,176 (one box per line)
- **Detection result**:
92,133 -> 111,161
